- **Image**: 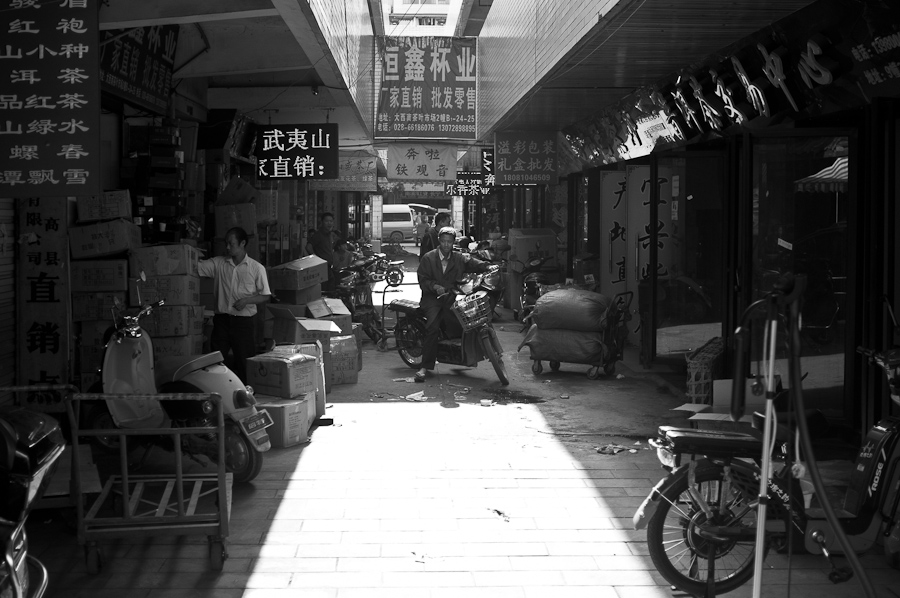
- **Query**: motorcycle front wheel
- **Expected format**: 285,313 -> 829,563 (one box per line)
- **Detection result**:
225,424 -> 263,484
646,463 -> 761,595
481,334 -> 509,385
395,318 -> 426,369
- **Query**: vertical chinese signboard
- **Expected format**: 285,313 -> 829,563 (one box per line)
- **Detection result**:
494,132 -> 557,185
17,199 -> 69,413
255,124 -> 339,180
375,36 -> 477,140
99,24 -> 179,115
0,0 -> 101,197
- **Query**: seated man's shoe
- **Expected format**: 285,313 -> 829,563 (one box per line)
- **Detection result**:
414,368 -> 427,382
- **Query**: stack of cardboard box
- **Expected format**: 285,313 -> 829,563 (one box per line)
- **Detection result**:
128,244 -> 205,359
71,193 -> 143,390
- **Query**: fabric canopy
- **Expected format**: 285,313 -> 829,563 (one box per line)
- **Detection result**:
794,157 -> 848,192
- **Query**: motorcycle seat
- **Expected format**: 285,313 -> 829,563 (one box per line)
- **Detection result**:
156,351 -> 225,384
388,298 -> 421,315
658,425 -> 763,460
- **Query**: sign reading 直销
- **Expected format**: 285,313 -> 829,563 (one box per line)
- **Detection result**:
0,1 -> 101,197
376,36 -> 477,141
99,25 -> 179,115
256,124 -> 339,180
494,132 -> 558,185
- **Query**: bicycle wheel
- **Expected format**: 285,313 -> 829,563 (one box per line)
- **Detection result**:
646,462 -> 761,595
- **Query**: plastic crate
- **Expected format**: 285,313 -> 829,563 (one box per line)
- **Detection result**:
451,291 -> 491,331
685,337 -> 724,404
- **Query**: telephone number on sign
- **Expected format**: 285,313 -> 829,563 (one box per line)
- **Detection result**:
438,124 -> 475,133
395,124 -> 435,132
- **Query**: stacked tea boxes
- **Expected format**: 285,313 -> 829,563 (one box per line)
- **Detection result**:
128,244 -> 205,359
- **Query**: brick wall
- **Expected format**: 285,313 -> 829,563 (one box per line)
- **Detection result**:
478,0 -> 618,137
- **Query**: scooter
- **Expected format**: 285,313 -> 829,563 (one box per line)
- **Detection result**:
83,298 -> 272,484
471,240 -> 508,317
387,268 -> 510,385
328,257 -> 386,344
0,404 -> 65,598
633,280 -> 898,597
512,255 -> 555,331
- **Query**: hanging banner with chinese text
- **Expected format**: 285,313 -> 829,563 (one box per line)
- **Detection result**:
99,24 -> 179,115
387,143 -> 456,181
17,198 -> 70,413
376,36 -> 477,141
494,132 -> 558,185
481,148 -> 495,187
309,152 -> 377,191
0,1 -> 101,197
445,171 -> 486,196
255,124 -> 339,180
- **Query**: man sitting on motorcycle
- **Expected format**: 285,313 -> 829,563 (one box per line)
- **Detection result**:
415,227 -> 495,382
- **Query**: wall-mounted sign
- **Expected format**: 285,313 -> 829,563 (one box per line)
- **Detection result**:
375,36 -> 477,141
99,24 -> 179,115
481,148 -> 495,186
0,1 -> 101,197
386,143 -> 457,181
445,171 -> 487,196
494,132 -> 558,185
309,152 -> 377,191
255,124 -> 339,179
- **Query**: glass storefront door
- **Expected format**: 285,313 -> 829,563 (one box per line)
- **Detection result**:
748,132 -> 852,418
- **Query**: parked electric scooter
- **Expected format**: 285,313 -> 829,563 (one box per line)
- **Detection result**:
512,255 -> 555,331
83,297 -> 272,484
388,268 -> 509,385
0,404 -> 65,598
633,281 -> 897,597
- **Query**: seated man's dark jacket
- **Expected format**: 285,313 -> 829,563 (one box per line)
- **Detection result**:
417,248 -> 489,307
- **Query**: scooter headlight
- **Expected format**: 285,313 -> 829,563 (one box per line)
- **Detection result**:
233,387 -> 257,409
648,438 -> 676,469
201,400 -> 214,414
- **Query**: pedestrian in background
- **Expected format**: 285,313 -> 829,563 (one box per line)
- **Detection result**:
306,212 -> 344,291
198,227 -> 271,383
420,212 -> 451,258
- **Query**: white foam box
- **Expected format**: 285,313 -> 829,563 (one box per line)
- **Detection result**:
329,335 -> 359,385
306,297 -> 353,335
70,259 -> 129,292
266,255 -> 328,290
129,275 -> 201,306
76,190 -> 133,223
256,395 -> 311,448
153,334 -> 203,358
246,351 -> 318,399
129,244 -> 202,277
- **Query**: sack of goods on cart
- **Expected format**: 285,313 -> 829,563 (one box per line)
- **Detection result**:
518,289 -> 614,366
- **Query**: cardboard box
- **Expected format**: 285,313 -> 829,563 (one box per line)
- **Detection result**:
76,190 -> 133,223
153,334 -> 203,358
307,298 -> 353,335
329,335 -> 358,385
246,351 -> 318,399
129,244 -> 202,277
214,203 -> 257,238
268,306 -> 341,346
141,305 -> 205,337
685,378 -> 775,431
271,343 -> 326,418
70,219 -> 142,259
256,396 -> 311,448
72,291 -> 126,321
266,255 -> 328,290
273,284 -> 321,305
71,260 -> 129,292
129,275 -> 201,307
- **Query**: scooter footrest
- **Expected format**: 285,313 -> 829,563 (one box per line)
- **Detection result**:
659,426 -> 763,459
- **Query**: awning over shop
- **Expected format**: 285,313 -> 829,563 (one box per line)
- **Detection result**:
794,157 -> 848,192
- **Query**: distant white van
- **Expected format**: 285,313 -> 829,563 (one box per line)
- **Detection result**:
382,204 -> 416,243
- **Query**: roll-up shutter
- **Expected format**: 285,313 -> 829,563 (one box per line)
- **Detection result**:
0,198 -> 15,407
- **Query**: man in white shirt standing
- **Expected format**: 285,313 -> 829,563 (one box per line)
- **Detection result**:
198,227 -> 271,383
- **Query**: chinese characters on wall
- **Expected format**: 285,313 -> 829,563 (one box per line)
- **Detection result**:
98,24 -> 178,114
494,132 -> 558,185
1,0 -> 100,196
256,124 -> 339,180
376,36 -> 477,140
17,198 -> 69,412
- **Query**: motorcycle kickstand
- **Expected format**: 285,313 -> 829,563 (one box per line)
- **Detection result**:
811,531 -> 853,584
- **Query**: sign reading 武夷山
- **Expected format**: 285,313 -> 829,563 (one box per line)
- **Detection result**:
494,132 -> 558,185
256,124 -> 339,180
376,36 -> 477,141
99,24 -> 179,115
0,0 -> 101,197
387,143 -> 457,181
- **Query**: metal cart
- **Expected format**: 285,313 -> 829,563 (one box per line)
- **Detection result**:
64,392 -> 232,574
